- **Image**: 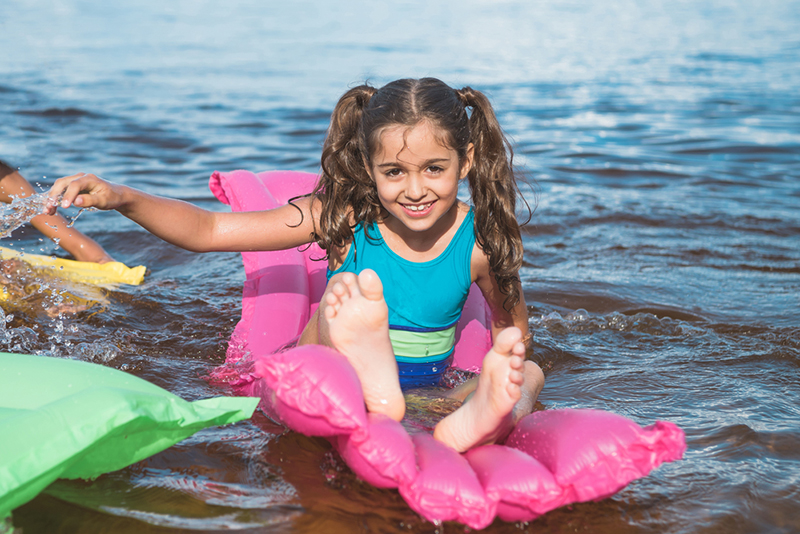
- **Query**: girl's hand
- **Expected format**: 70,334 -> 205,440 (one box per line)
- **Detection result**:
46,173 -> 125,215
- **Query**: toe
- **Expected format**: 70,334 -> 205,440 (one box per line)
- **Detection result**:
357,269 -> 385,302
324,291 -> 340,308
495,326 -> 523,354
341,272 -> 358,294
332,280 -> 349,298
510,368 -> 524,385
324,303 -> 338,321
506,381 -> 522,397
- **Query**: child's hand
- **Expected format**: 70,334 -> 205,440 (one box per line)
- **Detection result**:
46,173 -> 124,215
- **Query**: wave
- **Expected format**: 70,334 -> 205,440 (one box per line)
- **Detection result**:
14,107 -> 103,118
674,144 -> 798,156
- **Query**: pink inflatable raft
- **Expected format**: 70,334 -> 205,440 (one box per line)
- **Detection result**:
208,170 -> 686,529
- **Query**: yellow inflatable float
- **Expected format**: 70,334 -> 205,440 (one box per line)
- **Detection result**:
0,246 -> 145,288
0,246 -> 146,313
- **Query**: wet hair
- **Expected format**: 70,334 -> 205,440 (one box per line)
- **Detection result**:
312,78 -> 529,310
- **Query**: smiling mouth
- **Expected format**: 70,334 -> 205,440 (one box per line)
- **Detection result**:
402,201 -> 434,212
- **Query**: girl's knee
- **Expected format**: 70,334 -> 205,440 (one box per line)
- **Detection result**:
297,307 -> 320,346
523,360 -> 545,394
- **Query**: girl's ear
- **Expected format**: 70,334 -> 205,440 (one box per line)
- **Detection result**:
460,143 -> 475,179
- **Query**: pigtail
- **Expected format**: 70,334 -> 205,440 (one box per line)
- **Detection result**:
314,85 -> 382,253
457,87 -> 528,311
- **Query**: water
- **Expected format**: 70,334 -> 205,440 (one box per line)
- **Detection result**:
1,0 -> 799,532
0,191 -> 90,237
0,193 -> 49,238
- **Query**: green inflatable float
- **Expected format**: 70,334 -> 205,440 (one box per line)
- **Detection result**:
0,353 -> 258,519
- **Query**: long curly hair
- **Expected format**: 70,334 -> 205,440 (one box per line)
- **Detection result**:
312,78 -> 529,310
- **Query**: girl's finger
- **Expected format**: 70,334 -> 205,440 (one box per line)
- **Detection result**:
47,172 -> 110,211
62,177 -> 93,209
43,195 -> 60,215
48,173 -> 86,205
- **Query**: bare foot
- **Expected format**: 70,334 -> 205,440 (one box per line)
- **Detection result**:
322,269 -> 406,421
433,327 -> 525,452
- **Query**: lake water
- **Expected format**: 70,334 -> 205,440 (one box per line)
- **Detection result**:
1,0 -> 799,532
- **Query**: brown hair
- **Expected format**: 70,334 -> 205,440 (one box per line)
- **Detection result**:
312,78 -> 529,310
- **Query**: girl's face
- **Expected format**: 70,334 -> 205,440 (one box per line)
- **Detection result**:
367,121 -> 473,237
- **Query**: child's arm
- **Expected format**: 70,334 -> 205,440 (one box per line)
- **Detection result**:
459,246 -> 543,412
471,246 -> 531,347
0,169 -> 114,263
47,173 -> 317,253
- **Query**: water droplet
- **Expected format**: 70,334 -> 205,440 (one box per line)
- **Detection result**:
66,207 -> 99,228
0,191 -> 50,238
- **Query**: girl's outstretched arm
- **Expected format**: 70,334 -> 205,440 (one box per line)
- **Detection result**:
47,173 -> 318,253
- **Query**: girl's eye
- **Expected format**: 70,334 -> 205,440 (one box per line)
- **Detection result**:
427,166 -> 443,173
385,168 -> 402,177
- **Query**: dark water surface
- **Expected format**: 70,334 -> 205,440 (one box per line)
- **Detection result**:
1,1 -> 799,532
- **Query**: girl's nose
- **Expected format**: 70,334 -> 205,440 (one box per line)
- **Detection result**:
406,173 -> 425,200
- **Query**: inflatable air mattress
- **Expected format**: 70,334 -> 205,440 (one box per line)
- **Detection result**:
0,353 -> 258,520
208,170 -> 686,528
0,245 -> 146,287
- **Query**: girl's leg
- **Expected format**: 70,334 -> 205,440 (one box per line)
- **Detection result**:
433,327 -> 544,452
299,269 -> 405,421
444,360 -> 543,422
297,271 -> 350,347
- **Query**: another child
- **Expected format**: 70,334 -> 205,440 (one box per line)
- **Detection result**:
46,78 -> 545,452
1,160 -> 114,263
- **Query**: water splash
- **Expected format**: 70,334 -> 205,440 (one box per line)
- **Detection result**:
0,306 -> 39,354
0,192 -> 49,238
0,192 -> 95,237
65,207 -> 99,228
0,257 -> 108,358
531,309 -> 705,337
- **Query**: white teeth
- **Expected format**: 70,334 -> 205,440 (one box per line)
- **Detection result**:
405,203 -> 432,212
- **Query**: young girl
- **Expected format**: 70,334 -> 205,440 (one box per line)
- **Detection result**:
46,78 -> 545,453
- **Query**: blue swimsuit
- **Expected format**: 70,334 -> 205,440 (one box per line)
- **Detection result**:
328,209 -> 476,388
